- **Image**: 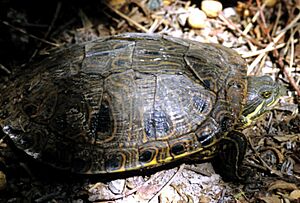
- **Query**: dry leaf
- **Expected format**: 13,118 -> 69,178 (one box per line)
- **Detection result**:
293,163 -> 300,174
259,195 -> 281,203
289,190 -> 300,200
268,180 -> 298,191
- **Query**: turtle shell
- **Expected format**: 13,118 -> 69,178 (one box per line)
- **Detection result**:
0,33 -> 247,174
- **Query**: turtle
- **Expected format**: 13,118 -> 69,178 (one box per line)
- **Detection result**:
0,33 -> 282,181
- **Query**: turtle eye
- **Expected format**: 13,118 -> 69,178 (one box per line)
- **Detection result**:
261,91 -> 272,99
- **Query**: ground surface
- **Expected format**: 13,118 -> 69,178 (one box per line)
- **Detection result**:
0,0 -> 299,202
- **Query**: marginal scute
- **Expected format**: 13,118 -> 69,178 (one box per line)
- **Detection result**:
170,144 -> 185,156
72,157 -> 90,173
105,153 -> 124,172
139,149 -> 155,163
195,118 -> 219,146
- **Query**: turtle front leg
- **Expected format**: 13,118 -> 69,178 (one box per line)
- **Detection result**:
212,131 -> 249,182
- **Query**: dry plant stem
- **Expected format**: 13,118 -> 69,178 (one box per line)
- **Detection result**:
276,12 -> 300,35
148,0 -> 181,33
280,58 -> 300,96
271,3 -> 282,37
148,13 -> 167,33
28,2 -> 62,64
149,164 -> 185,203
218,14 -> 265,48
241,42 -> 286,58
105,2 -> 149,33
1,21 -> 59,47
34,191 -> 62,203
256,0 -> 271,39
91,169 -> 173,201
170,184 -> 188,201
117,7 -> 139,28
248,30 -> 285,74
289,29 -> 295,71
0,64 -> 11,74
248,12 -> 300,97
240,3 -> 266,38
256,53 -> 267,75
79,9 -> 93,29
130,0 -> 149,17
148,18 -> 160,33
274,24 -> 300,95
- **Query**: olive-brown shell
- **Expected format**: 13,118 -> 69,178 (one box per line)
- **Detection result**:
0,33 -> 247,174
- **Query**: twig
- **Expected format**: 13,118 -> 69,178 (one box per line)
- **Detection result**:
248,31 -> 286,74
240,42 -> 286,58
256,0 -> 271,39
0,64 -> 11,74
91,170 -> 169,201
28,2 -> 62,64
289,29 -> 295,73
149,164 -> 185,203
276,12 -> 300,35
148,0 -> 182,33
1,20 -> 59,47
117,7 -> 139,29
130,0 -> 150,17
218,13 -> 265,48
104,2 -> 149,33
240,3 -> 266,39
247,137 -> 283,177
248,11 -> 300,76
271,3 -> 282,37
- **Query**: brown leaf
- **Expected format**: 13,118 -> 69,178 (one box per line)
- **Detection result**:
293,163 -> 300,174
259,195 -> 281,203
268,180 -> 298,191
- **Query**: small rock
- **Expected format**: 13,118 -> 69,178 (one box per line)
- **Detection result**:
105,0 -> 126,8
290,190 -> 300,200
163,0 -> 173,6
108,179 -> 125,194
126,176 -> 145,189
147,0 -> 162,10
222,7 -> 237,18
188,8 -> 207,29
201,0 -> 223,18
177,8 -> 189,26
263,0 -> 277,7
0,171 -> 6,190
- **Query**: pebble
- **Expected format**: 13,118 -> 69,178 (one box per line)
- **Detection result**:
188,8 -> 207,29
177,7 -> 189,26
0,171 -> 6,190
222,7 -> 237,18
108,179 -> 125,194
201,0 -> 223,18
147,0 -> 162,10
263,0 -> 277,7
290,190 -> 300,200
106,0 -> 126,8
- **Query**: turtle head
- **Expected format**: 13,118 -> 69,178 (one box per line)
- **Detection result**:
240,75 -> 283,127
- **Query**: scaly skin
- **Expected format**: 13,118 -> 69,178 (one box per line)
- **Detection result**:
240,75 -> 282,127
